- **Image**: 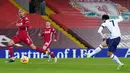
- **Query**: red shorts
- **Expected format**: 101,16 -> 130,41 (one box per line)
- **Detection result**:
43,40 -> 52,51
11,35 -> 33,46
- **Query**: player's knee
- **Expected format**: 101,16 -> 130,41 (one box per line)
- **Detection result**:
8,40 -> 14,46
43,46 -> 47,50
30,44 -> 36,49
101,43 -> 107,47
107,54 -> 110,57
47,49 -> 50,53
32,46 -> 36,49
107,52 -> 113,57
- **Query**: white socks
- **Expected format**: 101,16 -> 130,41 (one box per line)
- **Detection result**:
110,54 -> 122,65
88,45 -> 102,57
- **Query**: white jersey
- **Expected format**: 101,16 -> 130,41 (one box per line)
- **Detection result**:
99,16 -> 123,39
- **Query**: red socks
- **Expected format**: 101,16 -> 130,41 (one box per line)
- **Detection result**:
49,52 -> 55,58
36,46 -> 46,54
36,47 -> 55,58
8,46 -> 14,58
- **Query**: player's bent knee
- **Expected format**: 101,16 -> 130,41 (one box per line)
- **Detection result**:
107,52 -> 113,57
101,41 -> 107,47
8,40 -> 14,46
30,44 -> 36,49
43,46 -> 47,50
31,46 -> 36,49
47,49 -> 50,53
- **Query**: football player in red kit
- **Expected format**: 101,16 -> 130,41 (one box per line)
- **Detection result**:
7,9 -> 46,62
38,20 -> 57,63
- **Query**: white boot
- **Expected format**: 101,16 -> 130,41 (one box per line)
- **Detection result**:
117,63 -> 124,70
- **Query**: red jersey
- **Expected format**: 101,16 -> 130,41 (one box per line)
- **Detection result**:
17,15 -> 30,37
40,27 -> 57,42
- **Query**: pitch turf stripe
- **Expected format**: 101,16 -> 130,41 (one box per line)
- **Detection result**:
9,0 -> 86,48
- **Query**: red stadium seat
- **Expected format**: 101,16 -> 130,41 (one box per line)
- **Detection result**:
51,14 -> 102,30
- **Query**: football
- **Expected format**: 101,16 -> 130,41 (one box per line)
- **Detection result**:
20,56 -> 29,64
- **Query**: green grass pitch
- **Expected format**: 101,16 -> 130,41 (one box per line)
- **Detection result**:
0,58 -> 130,73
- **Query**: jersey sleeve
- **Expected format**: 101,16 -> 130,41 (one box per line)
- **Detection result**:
98,26 -> 103,33
101,23 -> 106,28
98,22 -> 106,34
115,16 -> 123,22
52,28 -> 56,33
52,28 -> 58,40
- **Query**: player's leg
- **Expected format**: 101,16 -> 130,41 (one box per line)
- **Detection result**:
43,44 -> 49,55
42,44 -> 51,62
44,48 -> 52,62
47,49 -> 57,63
8,40 -> 14,57
7,39 -> 15,62
7,36 -> 21,62
47,49 -> 51,62
43,42 -> 57,63
24,37 -> 46,54
30,44 -> 46,54
108,37 -> 124,70
108,51 -> 124,70
85,39 -> 107,58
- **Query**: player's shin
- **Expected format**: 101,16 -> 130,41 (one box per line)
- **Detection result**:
49,52 -> 57,63
49,52 -> 55,58
110,54 -> 124,70
44,49 -> 52,62
48,55 -> 51,62
88,45 -> 102,58
8,46 -> 14,58
110,54 -> 122,65
6,46 -> 15,63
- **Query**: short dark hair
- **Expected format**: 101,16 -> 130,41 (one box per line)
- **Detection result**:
46,20 -> 50,22
102,14 -> 109,20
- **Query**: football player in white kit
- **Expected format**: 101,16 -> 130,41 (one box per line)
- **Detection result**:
85,14 -> 124,70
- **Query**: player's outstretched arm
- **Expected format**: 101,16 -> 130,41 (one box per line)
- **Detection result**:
38,32 -> 44,37
98,26 -> 105,39
54,32 -> 58,42
116,15 -> 123,22
53,28 -> 58,42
